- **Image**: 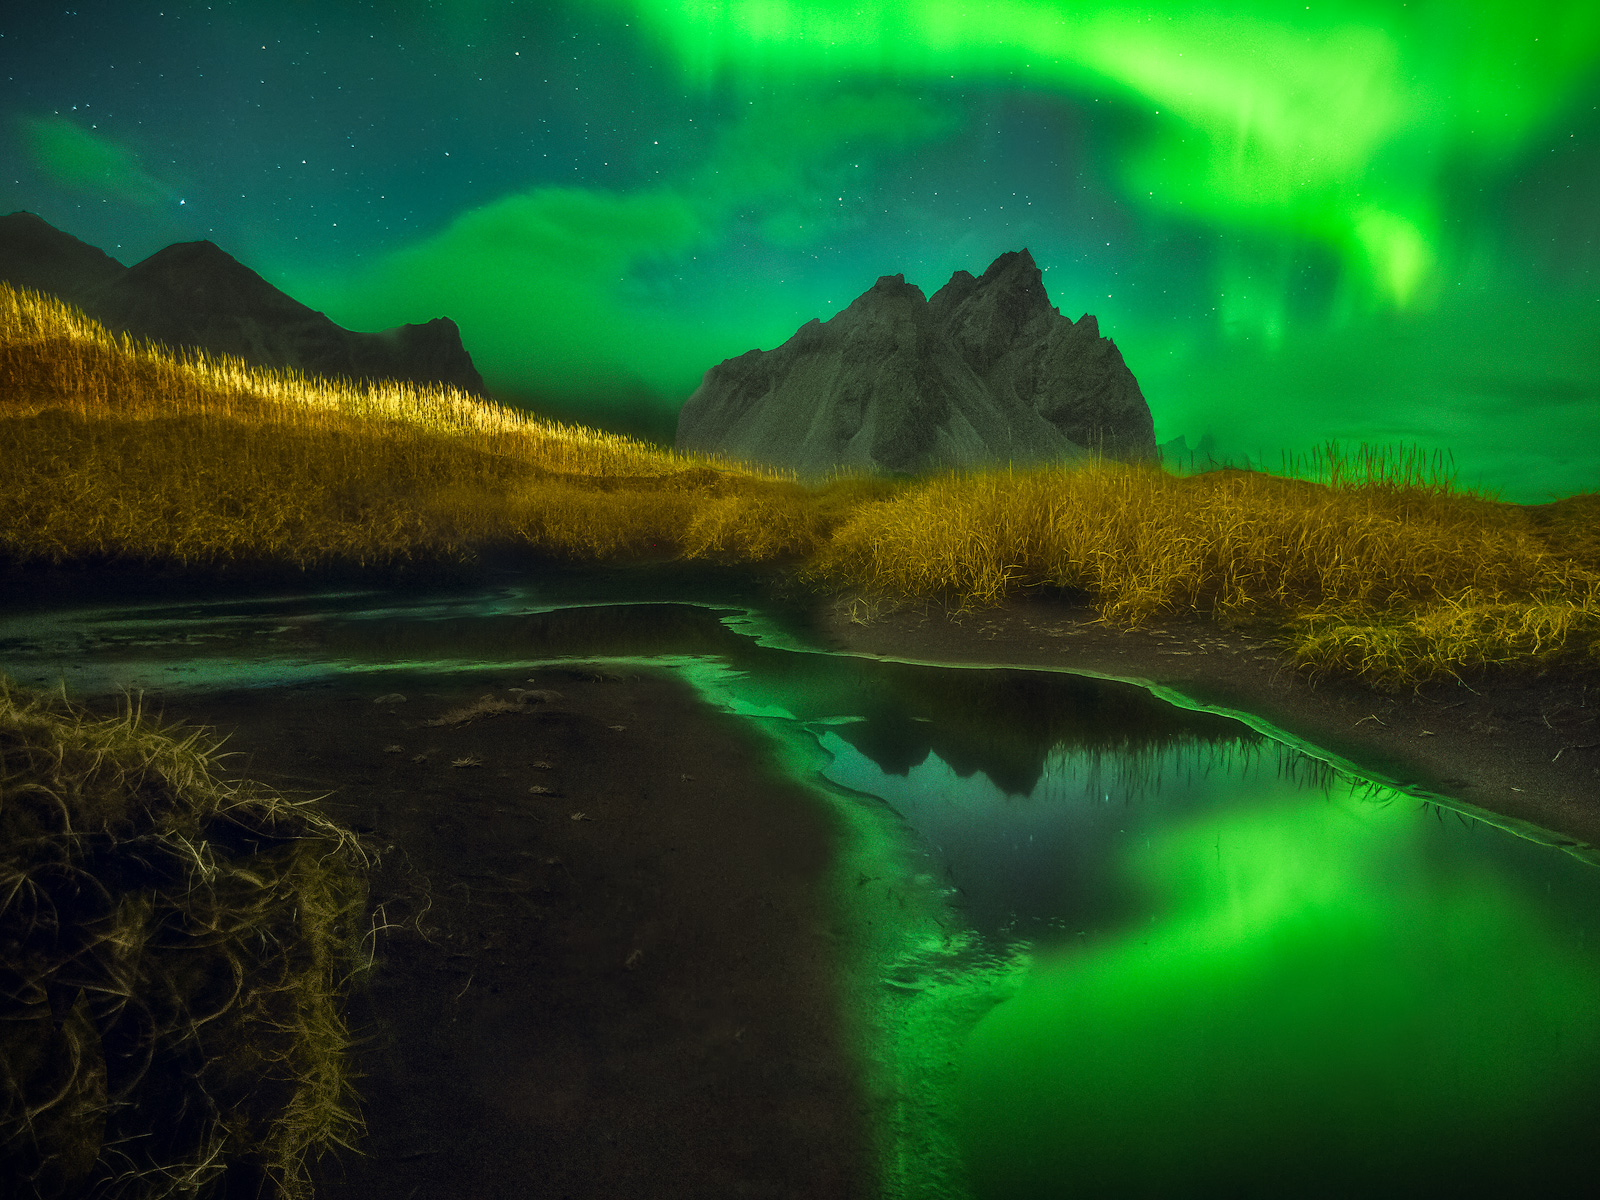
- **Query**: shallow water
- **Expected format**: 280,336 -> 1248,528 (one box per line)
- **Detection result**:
3,579 -> 1598,1199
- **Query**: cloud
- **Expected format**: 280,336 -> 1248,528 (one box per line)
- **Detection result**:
295,186 -> 706,394
289,88 -> 957,401
18,117 -> 169,205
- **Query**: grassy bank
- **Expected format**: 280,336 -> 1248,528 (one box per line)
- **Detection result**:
810,458 -> 1600,688
0,677 -> 368,1199
3,282 -> 1597,690
0,283 -> 838,570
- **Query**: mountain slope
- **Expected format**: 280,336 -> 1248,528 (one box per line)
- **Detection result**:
0,211 -> 485,396
675,249 -> 1156,476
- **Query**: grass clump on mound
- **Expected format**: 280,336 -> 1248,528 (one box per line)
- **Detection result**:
0,678 -> 369,1199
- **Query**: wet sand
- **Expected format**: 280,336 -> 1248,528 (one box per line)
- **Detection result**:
153,667 -> 869,1200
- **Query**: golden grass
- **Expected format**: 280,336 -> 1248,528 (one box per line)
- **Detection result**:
0,677 -> 368,1199
3,280 -> 1597,689
806,456 -> 1600,688
0,283 -> 811,570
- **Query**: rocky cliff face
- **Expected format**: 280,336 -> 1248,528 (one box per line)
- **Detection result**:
0,211 -> 486,396
675,249 -> 1156,476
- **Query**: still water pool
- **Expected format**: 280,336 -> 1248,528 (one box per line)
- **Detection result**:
3,578 -> 1597,1199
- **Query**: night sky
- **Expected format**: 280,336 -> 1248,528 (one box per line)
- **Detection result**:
4,1 -> 1597,502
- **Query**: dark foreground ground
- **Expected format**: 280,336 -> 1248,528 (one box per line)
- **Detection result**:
155,666 -> 869,1200
84,587 -> 1600,1200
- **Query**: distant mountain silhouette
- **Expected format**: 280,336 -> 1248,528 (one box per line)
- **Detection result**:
1158,431 -> 1242,475
0,211 -> 127,303
0,211 -> 485,396
675,249 -> 1156,477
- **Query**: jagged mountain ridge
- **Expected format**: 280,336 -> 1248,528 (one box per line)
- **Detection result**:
0,211 -> 485,396
675,249 -> 1156,477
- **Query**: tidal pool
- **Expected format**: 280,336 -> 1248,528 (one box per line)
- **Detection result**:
3,578 -> 1597,1199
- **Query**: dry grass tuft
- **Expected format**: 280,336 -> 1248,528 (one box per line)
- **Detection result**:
0,677 -> 369,1199
424,694 -> 531,727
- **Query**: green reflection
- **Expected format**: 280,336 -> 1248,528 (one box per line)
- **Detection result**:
8,587 -> 1600,1196
958,791 -> 1600,1198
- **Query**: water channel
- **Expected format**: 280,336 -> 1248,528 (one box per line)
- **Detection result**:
3,575 -> 1598,1199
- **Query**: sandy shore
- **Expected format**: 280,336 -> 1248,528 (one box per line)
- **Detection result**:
810,593 -> 1600,852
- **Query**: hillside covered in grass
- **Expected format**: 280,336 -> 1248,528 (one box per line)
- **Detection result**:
809,446 -> 1600,687
3,281 -> 1597,690
0,283 -> 855,569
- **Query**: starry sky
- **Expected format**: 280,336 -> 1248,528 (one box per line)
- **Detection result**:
4,0 -> 1598,501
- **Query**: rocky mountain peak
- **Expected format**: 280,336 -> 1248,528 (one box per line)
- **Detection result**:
122,240 -> 318,321
838,272 -> 929,320
927,268 -> 979,318
936,246 -> 1057,372
868,271 -> 925,299
676,249 -> 1155,477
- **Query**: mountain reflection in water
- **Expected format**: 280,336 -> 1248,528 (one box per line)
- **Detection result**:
3,581 -> 1598,1200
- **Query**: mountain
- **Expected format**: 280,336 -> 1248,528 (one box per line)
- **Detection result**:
0,211 -> 126,304
1158,431 -> 1238,475
675,249 -> 1156,477
0,211 -> 486,396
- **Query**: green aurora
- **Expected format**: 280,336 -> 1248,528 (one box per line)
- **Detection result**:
4,0 -> 1597,498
